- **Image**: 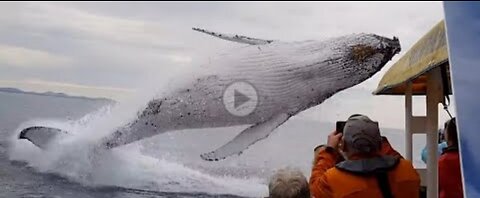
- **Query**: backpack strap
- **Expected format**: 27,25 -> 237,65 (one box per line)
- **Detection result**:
375,171 -> 393,198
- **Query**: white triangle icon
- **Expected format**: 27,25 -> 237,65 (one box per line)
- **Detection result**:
234,89 -> 250,108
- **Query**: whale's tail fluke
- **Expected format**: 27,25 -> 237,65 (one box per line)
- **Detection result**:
18,126 -> 69,149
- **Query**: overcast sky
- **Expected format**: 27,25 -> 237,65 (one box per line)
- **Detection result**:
0,2 -> 449,128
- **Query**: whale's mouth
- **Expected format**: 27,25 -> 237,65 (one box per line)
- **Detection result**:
377,36 -> 401,70
374,35 -> 401,58
361,35 -> 401,73
347,35 -> 401,82
350,36 -> 401,67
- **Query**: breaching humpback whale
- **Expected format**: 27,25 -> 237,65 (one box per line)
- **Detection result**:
19,28 -> 401,161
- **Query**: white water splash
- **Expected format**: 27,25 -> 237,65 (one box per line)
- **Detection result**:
8,105 -> 267,197
7,60 -> 268,197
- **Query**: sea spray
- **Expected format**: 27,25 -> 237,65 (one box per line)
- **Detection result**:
7,62 -> 268,197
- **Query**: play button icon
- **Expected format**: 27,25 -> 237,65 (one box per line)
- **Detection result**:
223,81 -> 258,117
234,90 -> 250,108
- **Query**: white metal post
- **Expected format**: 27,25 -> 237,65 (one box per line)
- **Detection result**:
426,67 -> 442,198
405,81 -> 413,160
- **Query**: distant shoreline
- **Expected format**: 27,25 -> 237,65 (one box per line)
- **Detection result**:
0,87 -> 115,103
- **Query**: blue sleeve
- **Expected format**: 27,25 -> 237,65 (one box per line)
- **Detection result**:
421,146 -> 427,164
438,142 -> 448,154
421,142 -> 447,164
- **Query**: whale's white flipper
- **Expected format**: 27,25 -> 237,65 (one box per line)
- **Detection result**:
200,113 -> 290,161
192,27 -> 275,45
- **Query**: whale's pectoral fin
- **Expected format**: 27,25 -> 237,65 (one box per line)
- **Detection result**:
192,27 -> 275,45
200,113 -> 290,161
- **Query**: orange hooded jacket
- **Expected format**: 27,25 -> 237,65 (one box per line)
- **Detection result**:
309,137 -> 420,198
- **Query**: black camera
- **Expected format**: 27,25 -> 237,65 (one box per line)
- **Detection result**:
336,121 -> 347,134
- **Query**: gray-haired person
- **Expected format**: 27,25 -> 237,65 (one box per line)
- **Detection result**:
268,168 -> 310,198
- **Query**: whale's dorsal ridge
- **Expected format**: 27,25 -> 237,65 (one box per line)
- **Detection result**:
200,113 -> 290,161
192,27 -> 275,45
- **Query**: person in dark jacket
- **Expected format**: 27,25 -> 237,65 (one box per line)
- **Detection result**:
438,117 -> 464,198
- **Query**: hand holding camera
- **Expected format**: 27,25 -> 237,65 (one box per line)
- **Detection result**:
327,130 -> 343,149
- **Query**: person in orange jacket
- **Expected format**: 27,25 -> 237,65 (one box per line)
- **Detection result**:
438,117 -> 463,198
309,114 -> 420,198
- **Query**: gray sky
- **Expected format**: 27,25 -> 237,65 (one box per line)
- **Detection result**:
0,2 -> 448,128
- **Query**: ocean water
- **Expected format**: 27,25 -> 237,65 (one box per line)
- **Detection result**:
0,91 -> 426,198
